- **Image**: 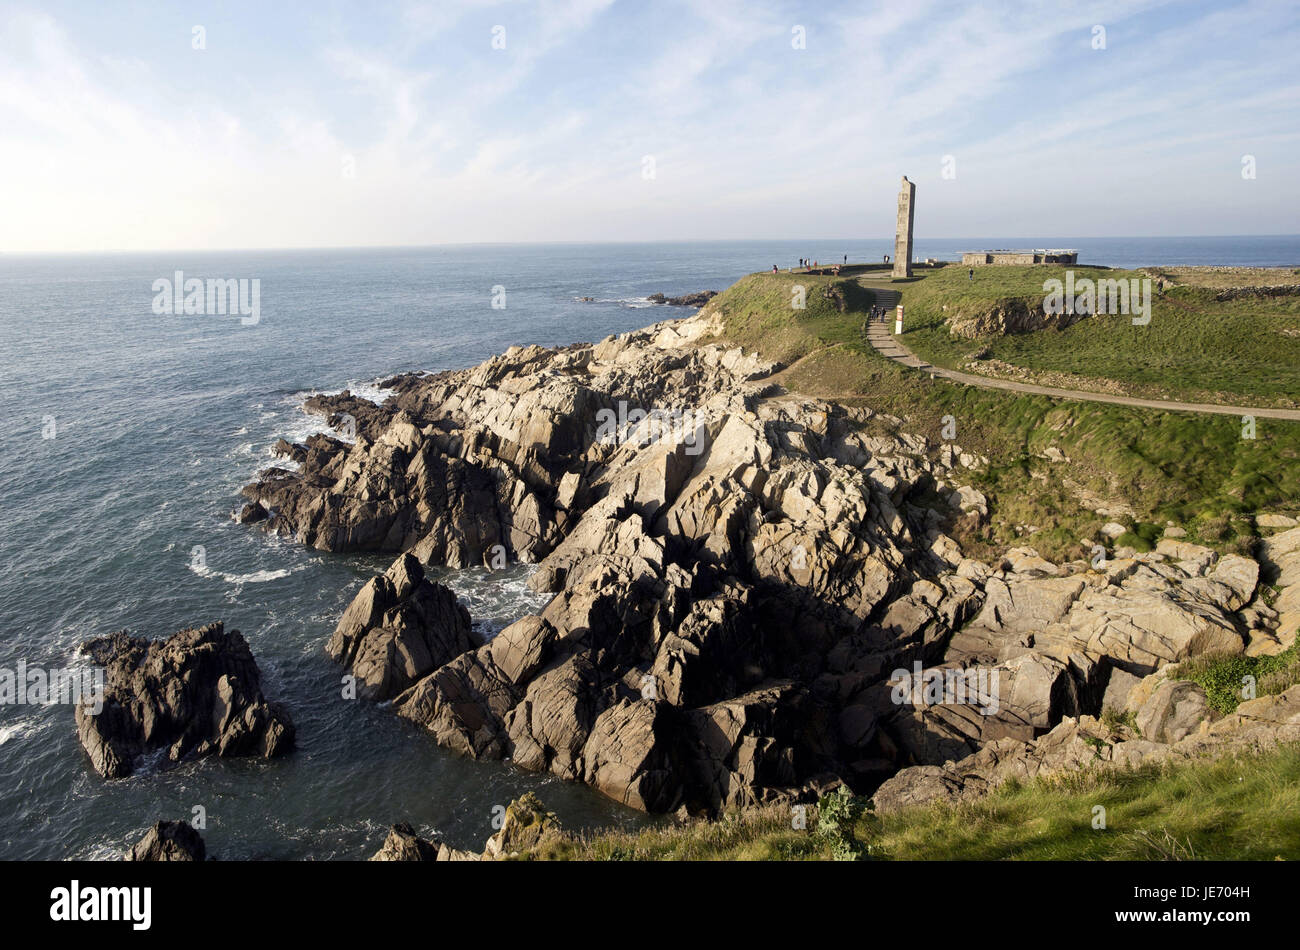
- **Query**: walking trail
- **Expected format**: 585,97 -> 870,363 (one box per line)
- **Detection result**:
860,286 -> 1300,421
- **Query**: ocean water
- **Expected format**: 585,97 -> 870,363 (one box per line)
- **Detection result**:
1,237 -> 1297,861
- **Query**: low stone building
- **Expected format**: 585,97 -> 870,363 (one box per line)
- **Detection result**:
961,249 -> 1077,266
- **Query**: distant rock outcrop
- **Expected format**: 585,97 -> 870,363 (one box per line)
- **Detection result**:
75,622 -> 295,779
127,820 -> 207,861
647,291 -> 718,307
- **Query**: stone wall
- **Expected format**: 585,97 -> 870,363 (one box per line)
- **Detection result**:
962,251 -> 1078,266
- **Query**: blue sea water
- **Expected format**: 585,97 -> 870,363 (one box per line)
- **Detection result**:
0,237 -> 1296,860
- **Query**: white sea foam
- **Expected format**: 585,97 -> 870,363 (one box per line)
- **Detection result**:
576,295 -> 656,308
188,562 -> 304,585
431,563 -> 553,639
342,380 -> 397,405
0,716 -> 48,746
269,379 -> 393,448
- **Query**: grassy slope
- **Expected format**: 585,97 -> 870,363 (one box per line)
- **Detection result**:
700,268 -> 1300,561
529,744 -> 1300,860
898,264 -> 1300,407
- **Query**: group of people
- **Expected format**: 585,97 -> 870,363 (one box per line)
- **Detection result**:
790,254 -> 849,272
869,305 -> 892,322
769,254 -> 857,276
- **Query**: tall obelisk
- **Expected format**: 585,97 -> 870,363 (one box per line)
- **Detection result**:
892,176 -> 915,279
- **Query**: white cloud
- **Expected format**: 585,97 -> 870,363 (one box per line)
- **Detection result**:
0,0 -> 1295,251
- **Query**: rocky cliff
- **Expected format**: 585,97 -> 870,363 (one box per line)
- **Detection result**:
240,306 -> 1296,814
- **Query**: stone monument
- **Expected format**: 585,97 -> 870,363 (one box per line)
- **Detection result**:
892,176 -> 915,279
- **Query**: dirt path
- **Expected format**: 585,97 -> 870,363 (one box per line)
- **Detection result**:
862,318 -> 1300,421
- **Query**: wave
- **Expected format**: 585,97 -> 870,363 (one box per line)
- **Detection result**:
576,295 -> 656,309
264,378 -> 393,449
0,715 -> 49,747
188,562 -> 305,585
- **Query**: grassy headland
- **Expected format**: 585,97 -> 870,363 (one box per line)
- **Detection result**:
698,265 -> 1300,561
896,264 -> 1300,407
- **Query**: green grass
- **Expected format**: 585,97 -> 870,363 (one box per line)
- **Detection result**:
524,744 -> 1300,860
699,270 -> 869,365
895,265 -> 1300,407
696,269 -> 1300,561
1170,641 -> 1300,714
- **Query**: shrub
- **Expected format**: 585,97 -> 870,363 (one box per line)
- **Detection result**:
1115,531 -> 1153,553
818,785 -> 873,861
1170,641 -> 1300,713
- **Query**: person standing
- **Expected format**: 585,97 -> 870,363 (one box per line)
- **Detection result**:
968,267 -> 974,282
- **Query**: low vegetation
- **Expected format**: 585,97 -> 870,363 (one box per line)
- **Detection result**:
896,264 -> 1300,408
1170,641 -> 1300,714
527,744 -> 1300,860
699,267 -> 1300,561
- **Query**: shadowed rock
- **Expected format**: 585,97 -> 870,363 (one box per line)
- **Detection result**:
327,553 -> 479,701
75,622 -> 294,779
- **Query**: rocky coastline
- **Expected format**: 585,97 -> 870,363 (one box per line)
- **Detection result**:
232,302 -> 1299,817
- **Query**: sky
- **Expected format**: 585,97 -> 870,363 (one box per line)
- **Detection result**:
1,0 -> 1297,252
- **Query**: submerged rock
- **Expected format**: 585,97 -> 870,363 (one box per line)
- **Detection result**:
75,622 -> 295,779
647,291 -> 718,307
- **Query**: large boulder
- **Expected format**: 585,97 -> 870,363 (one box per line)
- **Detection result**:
75,622 -> 294,779
1135,680 -> 1212,743
327,553 -> 479,701
582,699 -> 680,812
483,793 -> 563,859
394,615 -> 558,759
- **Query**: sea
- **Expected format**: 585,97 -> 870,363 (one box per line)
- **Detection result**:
1,236 -> 1296,859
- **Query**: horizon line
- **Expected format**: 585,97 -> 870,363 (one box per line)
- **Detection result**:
4,234 -> 1300,257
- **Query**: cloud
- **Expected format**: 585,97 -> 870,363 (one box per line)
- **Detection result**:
0,0 -> 1295,250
